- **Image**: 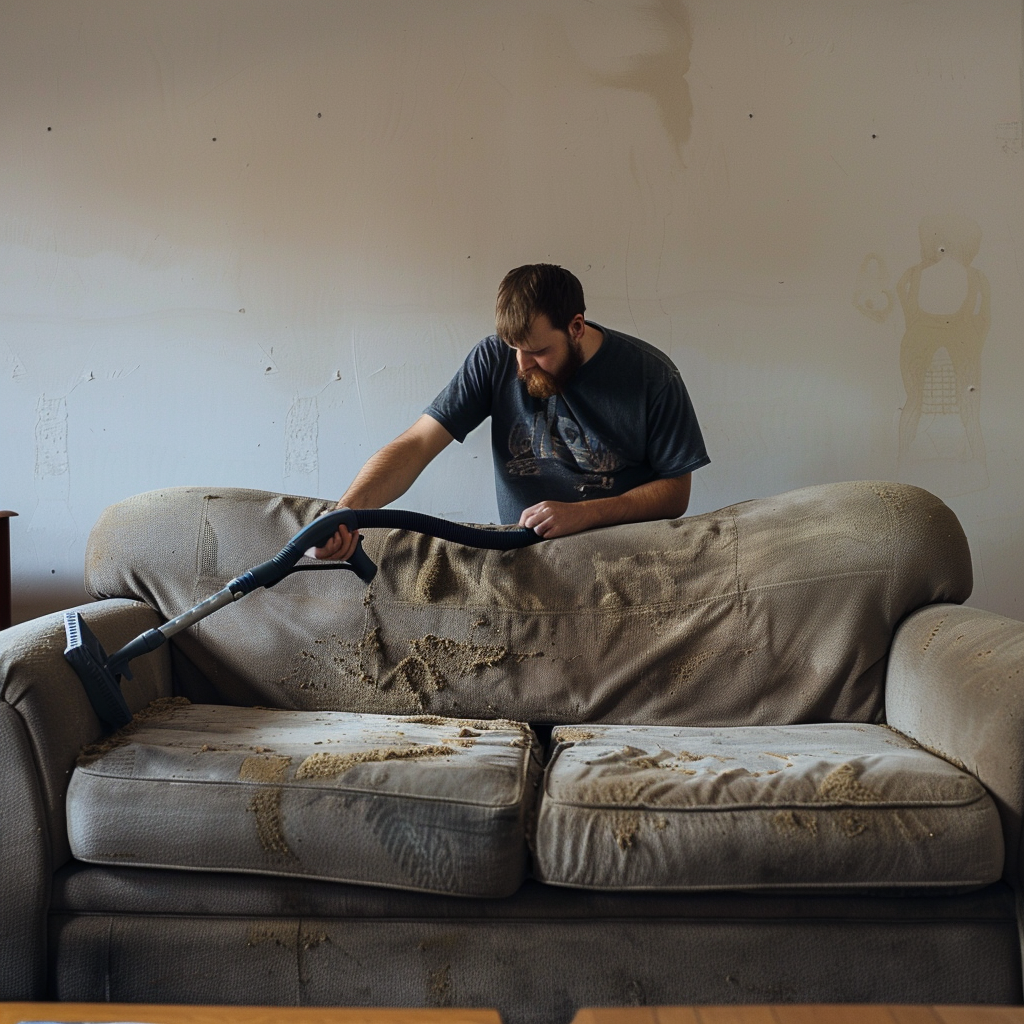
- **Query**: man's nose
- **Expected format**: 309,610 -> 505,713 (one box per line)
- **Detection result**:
518,350 -> 536,370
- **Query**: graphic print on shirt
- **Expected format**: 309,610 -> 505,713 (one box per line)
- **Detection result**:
506,397 -> 626,493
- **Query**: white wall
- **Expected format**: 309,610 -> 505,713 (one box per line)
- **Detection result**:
2,0 -> 1022,622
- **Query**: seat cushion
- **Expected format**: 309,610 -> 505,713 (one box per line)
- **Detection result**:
533,722 -> 1003,892
67,701 -> 540,897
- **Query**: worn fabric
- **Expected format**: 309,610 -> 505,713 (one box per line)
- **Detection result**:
0,702 -> 49,999
50,861 -> 1016,921
425,323 -> 709,523
533,722 -> 1002,892
0,599 -> 171,872
47,902 -> 1021,1022
68,703 -> 540,897
0,598 -> 170,1000
84,480 -> 971,725
886,604 -> 1024,886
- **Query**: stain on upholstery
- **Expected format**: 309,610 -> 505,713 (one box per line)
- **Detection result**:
239,754 -> 294,859
772,809 -> 819,837
816,762 -> 880,804
295,744 -> 453,779
77,696 -> 191,766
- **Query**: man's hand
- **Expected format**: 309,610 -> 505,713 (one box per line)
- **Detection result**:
519,500 -> 597,539
518,475 -> 693,539
312,516 -> 360,562
311,415 -> 455,561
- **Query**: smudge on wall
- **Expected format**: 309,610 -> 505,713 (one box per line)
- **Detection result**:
284,396 -> 319,481
853,255 -> 894,324
35,397 -> 69,478
591,0 -> 694,160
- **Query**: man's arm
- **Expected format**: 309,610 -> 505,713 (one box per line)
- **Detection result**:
518,474 -> 692,539
314,414 -> 454,560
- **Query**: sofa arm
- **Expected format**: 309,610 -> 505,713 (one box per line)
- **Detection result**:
0,598 -> 171,998
886,604 -> 1024,888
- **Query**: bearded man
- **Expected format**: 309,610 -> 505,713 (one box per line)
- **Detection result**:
315,263 -> 709,561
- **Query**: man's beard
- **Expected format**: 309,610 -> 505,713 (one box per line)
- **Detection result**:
518,337 -> 585,399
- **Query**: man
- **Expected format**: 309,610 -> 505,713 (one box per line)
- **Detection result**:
315,264 -> 709,561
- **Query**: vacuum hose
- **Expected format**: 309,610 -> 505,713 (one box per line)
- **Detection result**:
231,507 -> 542,593
90,508 -> 544,689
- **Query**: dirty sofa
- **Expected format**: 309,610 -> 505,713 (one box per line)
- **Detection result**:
3,480 -> 1024,1023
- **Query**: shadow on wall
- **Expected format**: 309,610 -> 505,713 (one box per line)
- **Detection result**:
855,213 -> 990,497
13,583 -> 92,628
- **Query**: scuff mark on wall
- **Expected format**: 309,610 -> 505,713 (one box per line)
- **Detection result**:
284,396 -> 319,483
260,344 -> 278,376
853,255 -> 894,323
35,396 -> 69,478
995,120 -> 1022,154
8,351 -> 27,382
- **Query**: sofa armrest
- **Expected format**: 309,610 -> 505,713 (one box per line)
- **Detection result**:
0,598 -> 171,998
886,604 -> 1024,888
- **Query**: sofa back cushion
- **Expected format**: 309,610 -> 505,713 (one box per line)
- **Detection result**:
533,722 -> 1003,892
68,703 -> 539,897
83,481 -> 971,726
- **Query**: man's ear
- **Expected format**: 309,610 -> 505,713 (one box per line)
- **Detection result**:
568,313 -> 586,339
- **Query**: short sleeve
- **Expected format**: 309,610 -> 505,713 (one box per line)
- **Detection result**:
645,370 -> 711,478
425,339 -> 500,444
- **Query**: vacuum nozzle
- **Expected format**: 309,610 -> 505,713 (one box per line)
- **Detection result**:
63,612 -> 133,730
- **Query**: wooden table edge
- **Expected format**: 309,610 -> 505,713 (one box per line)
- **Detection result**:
0,1004 -> 502,1024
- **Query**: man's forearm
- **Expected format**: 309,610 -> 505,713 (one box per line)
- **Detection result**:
579,474 -> 692,530
339,440 -> 425,509
518,474 -> 692,539
338,415 -> 454,510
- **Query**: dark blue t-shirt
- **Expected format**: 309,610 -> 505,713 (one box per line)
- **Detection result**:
425,322 -> 710,524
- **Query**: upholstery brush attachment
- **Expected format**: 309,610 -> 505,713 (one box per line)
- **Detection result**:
63,611 -> 133,730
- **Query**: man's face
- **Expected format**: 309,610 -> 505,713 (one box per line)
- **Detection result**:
513,313 -> 585,399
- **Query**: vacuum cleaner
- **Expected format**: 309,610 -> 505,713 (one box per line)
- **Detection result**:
64,507 -> 543,732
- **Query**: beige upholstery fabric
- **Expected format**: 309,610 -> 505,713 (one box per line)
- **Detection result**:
0,599 -> 171,870
0,598 -> 170,998
84,481 -> 971,725
886,605 -> 1024,886
533,722 -> 1003,892
67,704 -> 540,897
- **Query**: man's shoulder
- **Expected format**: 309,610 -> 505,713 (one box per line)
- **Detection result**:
589,323 -> 681,382
466,333 -> 515,368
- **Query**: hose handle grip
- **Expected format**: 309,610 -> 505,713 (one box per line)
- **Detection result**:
229,508 -> 376,594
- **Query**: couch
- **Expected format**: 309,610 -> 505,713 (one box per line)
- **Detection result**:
2,480 -> 1024,1023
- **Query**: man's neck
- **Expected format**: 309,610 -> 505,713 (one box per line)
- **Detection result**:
578,322 -> 604,364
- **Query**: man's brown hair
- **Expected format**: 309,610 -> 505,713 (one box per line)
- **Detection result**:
495,264 -> 586,346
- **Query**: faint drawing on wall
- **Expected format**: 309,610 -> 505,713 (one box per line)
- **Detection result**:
284,396 -> 320,490
852,255 -> 894,323
895,214 -> 989,471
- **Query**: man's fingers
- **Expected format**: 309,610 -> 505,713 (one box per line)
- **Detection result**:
312,525 -> 360,561
520,503 -> 554,534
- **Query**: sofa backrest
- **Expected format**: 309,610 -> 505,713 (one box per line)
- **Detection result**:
83,481 -> 971,726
